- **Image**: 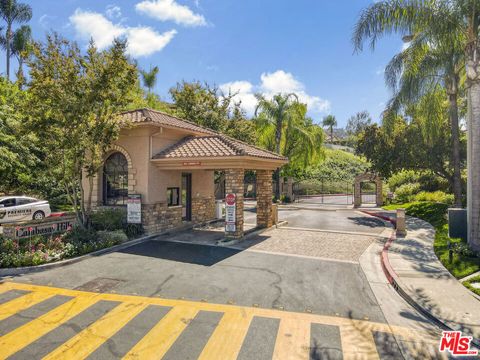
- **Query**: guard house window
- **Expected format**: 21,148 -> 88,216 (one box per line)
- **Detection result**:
167,187 -> 180,206
103,152 -> 128,206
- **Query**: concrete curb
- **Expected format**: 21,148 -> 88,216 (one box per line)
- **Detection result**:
366,211 -> 480,349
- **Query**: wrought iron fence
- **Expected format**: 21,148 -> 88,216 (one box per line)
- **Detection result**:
293,180 -> 354,205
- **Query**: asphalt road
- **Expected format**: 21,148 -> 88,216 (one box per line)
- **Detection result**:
1,208 -> 444,359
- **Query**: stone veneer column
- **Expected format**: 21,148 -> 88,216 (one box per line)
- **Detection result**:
225,168 -> 244,238
256,170 -> 274,228
354,181 -> 362,208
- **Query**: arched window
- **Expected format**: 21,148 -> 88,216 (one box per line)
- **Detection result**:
103,152 -> 128,206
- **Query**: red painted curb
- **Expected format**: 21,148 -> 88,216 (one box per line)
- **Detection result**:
360,210 -> 398,284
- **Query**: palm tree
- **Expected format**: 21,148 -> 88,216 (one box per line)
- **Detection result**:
383,34 -> 464,207
0,0 -> 32,80
322,114 -> 337,143
255,93 -> 299,199
352,0 -> 480,250
11,24 -> 30,87
140,65 -> 159,94
282,102 -> 324,168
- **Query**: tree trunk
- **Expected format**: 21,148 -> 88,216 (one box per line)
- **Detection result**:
6,23 -> 11,80
466,51 -> 480,251
447,91 -> 463,207
330,126 -> 333,143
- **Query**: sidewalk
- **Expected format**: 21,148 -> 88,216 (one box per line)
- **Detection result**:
372,211 -> 480,344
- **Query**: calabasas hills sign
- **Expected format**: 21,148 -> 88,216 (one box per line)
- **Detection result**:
0,216 -> 76,239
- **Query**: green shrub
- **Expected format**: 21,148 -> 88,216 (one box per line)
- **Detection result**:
414,191 -> 454,205
124,224 -> 144,239
91,208 -> 126,231
394,183 -> 421,203
97,230 -> 128,244
388,170 -> 449,193
280,195 -> 292,203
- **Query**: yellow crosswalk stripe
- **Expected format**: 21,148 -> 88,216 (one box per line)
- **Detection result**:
123,305 -> 199,360
272,317 -> 311,360
197,309 -> 253,360
0,291 -> 54,322
0,295 -> 99,359
42,302 -> 148,360
339,324 -> 380,360
0,286 -> 13,296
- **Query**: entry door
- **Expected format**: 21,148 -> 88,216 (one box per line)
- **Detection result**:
182,173 -> 192,221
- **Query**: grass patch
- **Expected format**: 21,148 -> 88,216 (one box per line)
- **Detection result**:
434,224 -> 480,279
463,275 -> 480,297
383,201 -> 480,279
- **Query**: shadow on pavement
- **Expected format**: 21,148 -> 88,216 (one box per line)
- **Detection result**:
118,240 -> 243,266
347,216 -> 385,229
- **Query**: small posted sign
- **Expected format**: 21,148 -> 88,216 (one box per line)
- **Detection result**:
127,194 -> 142,224
225,193 -> 236,232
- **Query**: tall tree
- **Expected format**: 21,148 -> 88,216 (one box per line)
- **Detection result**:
322,114 -> 337,143
27,35 -> 138,227
280,102 -> 324,173
0,76 -> 38,193
346,111 -> 372,137
352,0 -> 480,250
170,81 -> 232,132
383,34 -> 464,206
224,103 -> 257,144
254,93 -> 303,199
140,65 -> 159,94
11,24 -> 30,87
0,0 -> 31,80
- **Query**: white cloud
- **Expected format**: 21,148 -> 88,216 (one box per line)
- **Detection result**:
69,9 -> 176,57
127,27 -> 177,57
135,0 -> 207,27
106,5 -> 122,19
220,70 -> 330,116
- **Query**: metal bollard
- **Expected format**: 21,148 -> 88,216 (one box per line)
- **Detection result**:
396,208 -> 407,236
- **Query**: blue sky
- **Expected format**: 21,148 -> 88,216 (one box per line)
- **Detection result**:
11,0 -> 404,127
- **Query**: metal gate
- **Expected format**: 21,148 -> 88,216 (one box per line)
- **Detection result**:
293,180 -> 354,205
359,182 -> 377,204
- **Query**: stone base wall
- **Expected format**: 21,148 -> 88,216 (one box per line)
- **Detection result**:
142,203 -> 182,235
192,196 -> 215,224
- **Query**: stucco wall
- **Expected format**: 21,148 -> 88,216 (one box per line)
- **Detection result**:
84,124 -> 216,233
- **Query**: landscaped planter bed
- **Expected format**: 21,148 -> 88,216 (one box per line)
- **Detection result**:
0,208 -> 143,270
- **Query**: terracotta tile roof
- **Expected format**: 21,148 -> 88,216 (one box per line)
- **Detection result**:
153,135 -> 287,161
120,108 -> 286,161
119,108 -> 216,135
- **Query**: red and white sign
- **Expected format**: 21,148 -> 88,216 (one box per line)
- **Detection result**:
439,331 -> 478,356
225,193 -> 236,232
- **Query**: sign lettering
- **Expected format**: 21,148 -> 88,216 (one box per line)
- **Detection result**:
127,194 -> 142,224
225,193 -> 236,232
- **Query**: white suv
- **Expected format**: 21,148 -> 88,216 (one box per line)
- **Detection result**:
0,196 -> 52,224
